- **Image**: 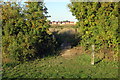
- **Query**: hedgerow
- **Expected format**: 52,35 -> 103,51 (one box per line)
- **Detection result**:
68,2 -> 119,60
2,2 -> 56,62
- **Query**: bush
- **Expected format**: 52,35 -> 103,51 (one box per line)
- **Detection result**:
4,30 -> 56,62
2,2 -> 56,62
68,2 -> 119,60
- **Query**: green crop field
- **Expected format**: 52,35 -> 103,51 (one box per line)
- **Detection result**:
3,54 -> 118,78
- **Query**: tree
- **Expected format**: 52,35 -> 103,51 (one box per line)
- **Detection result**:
2,2 -> 56,62
1,2 -> 22,36
24,2 -> 50,29
68,2 -> 119,61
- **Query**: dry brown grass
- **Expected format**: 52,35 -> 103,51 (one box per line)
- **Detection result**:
60,46 -> 83,58
2,58 -> 12,63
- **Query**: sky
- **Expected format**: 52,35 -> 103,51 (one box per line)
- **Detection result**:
44,1 -> 78,22
3,0 -> 78,22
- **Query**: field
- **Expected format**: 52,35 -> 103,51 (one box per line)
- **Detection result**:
2,54 -> 118,78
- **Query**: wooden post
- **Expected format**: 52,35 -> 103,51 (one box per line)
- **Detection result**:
91,45 -> 95,65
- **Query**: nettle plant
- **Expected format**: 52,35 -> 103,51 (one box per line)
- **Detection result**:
68,2 -> 119,60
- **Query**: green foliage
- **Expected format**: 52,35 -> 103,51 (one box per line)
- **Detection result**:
68,2 -> 119,60
3,54 -> 118,78
24,2 -> 50,29
2,2 -> 56,62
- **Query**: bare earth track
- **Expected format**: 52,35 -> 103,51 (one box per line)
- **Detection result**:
60,46 -> 83,58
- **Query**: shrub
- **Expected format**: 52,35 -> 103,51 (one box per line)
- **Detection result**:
2,2 -> 56,62
68,2 -> 119,60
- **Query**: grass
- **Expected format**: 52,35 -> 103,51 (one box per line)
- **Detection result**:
50,24 -> 77,28
2,54 -> 118,78
0,26 -> 119,79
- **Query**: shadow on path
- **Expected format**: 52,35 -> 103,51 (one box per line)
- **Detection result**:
50,28 -> 81,56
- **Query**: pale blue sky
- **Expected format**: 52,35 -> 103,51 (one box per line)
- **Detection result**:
45,2 -> 78,22
3,0 -> 77,22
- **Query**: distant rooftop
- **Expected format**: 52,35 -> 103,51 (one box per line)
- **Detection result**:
49,21 -> 76,25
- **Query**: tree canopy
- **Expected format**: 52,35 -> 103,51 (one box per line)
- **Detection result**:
1,2 -> 56,62
68,2 -> 119,60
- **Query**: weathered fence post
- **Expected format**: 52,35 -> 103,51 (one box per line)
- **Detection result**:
91,45 -> 95,65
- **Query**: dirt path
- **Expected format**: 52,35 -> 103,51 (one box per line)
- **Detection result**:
60,46 -> 83,58
49,27 -> 82,58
